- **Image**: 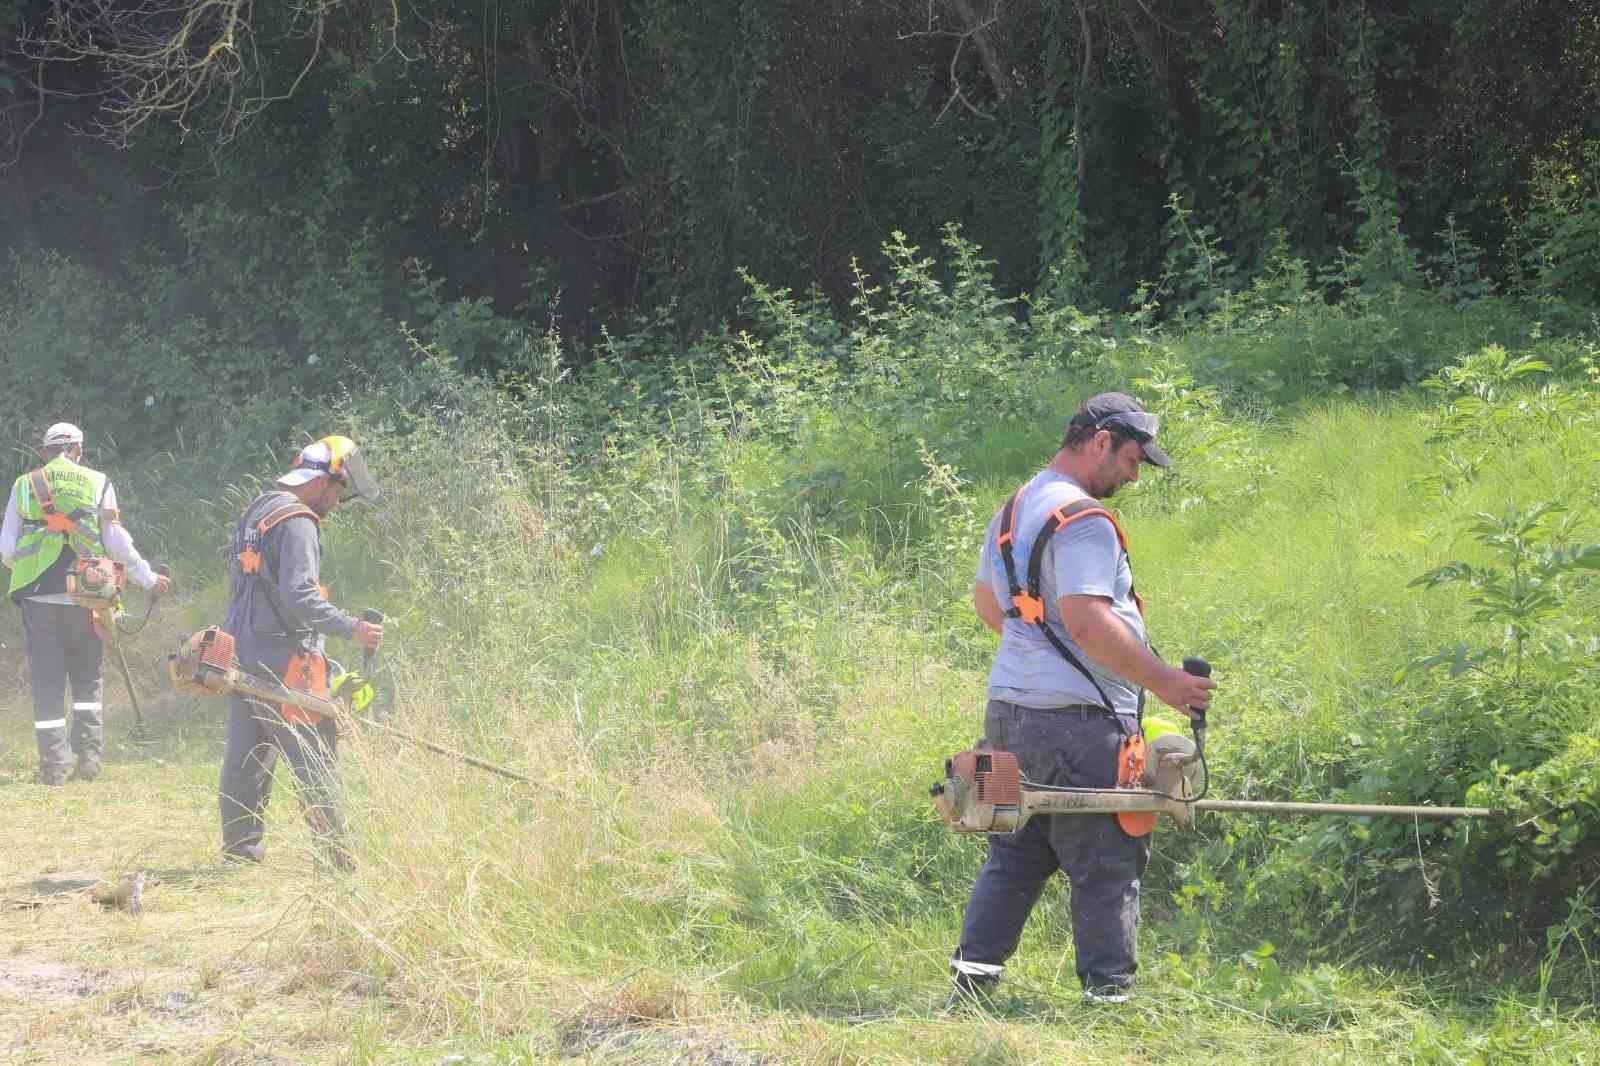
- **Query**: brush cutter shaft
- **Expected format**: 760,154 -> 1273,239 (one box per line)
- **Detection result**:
168,628 -> 530,784
355,717 -> 533,784
1018,794 -> 1495,821
106,637 -> 147,729
1193,799 -> 1494,818
227,667 -> 344,719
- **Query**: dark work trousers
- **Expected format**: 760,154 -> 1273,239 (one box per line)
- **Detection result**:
20,599 -> 105,775
952,699 -> 1152,992
218,692 -> 350,866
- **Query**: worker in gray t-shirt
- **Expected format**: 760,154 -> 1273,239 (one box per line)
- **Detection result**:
976,467 -> 1148,716
948,392 -> 1217,1008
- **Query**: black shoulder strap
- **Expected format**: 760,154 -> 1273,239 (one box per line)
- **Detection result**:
996,487 -> 1027,608
1025,497 -> 1116,608
996,488 -> 1127,721
238,496 -> 318,646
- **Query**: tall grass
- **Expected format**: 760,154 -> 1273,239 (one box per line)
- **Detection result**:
225,301 -> 1597,1056
6,239 -> 1600,1060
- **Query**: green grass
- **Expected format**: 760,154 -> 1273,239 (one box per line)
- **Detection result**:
5,638 -> 1599,1063
6,301 -> 1600,1060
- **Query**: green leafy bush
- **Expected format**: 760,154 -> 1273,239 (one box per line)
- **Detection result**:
1515,142 -> 1600,312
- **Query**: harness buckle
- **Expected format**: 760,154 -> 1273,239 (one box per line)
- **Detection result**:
1012,593 -> 1045,625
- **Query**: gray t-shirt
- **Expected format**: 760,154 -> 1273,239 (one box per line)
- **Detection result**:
978,469 -> 1148,711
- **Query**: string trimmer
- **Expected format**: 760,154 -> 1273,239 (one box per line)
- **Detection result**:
166,627 -> 532,784
931,658 -> 1497,834
27,558 -> 171,743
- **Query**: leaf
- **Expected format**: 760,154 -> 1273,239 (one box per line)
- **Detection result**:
1409,562 -> 1476,589
1402,642 -> 1474,679
1257,957 -> 1284,1002
1505,358 -> 1552,379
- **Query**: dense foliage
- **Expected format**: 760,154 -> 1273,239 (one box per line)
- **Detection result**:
3,1 -> 1598,373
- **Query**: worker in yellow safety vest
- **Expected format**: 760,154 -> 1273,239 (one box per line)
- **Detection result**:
1,423 -> 170,784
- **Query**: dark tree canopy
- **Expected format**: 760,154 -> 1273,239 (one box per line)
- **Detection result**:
2,0 -> 1597,352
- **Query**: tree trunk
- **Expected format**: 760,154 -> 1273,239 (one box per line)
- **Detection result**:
949,0 -> 1015,100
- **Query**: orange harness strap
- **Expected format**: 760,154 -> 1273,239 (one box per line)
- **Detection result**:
237,502 -> 320,574
28,468 -> 80,534
1115,735 -> 1157,837
995,485 -> 1156,838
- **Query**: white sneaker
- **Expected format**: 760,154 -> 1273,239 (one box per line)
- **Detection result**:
1082,988 -> 1131,1005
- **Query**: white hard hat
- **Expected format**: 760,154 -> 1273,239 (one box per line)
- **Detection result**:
41,422 -> 84,447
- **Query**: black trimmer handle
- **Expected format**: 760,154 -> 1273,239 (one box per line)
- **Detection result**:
1182,657 -> 1211,750
361,607 -> 384,674
135,563 -> 173,627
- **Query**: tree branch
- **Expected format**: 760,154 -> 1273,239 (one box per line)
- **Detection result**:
948,0 -> 1014,100
1074,0 -> 1094,185
899,0 -> 1014,120
14,0 -> 341,145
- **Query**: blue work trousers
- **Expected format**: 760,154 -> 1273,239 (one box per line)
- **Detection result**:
952,699 -> 1151,992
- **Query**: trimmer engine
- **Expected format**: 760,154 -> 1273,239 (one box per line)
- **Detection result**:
167,627 -> 346,718
61,558 -> 126,610
167,627 -> 237,695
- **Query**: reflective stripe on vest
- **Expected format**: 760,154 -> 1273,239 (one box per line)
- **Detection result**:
8,457 -> 108,597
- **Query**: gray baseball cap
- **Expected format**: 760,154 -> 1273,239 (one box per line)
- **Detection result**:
1068,392 -> 1171,467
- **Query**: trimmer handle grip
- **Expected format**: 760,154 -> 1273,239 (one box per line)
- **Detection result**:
360,608 -> 384,673
1182,657 -> 1211,746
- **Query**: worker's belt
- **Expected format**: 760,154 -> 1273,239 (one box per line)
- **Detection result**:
996,701 -> 1135,719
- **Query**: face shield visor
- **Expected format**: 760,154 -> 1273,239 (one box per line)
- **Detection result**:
333,444 -> 379,501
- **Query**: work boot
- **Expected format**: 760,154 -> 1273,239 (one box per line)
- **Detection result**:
316,841 -> 356,875
71,752 -> 102,782
1081,982 -> 1134,1006
942,970 -> 1001,1013
222,844 -> 266,865
35,764 -> 69,786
